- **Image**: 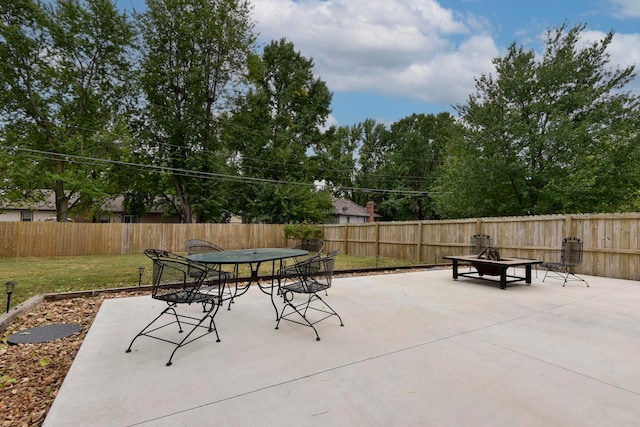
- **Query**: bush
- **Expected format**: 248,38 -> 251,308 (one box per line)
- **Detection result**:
283,222 -> 323,241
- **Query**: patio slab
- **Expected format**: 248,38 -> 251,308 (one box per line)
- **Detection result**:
43,269 -> 640,426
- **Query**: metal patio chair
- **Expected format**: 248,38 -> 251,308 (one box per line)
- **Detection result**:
126,251 -> 226,366
278,238 -> 325,281
467,234 -> 492,271
185,239 -> 225,254
470,234 -> 492,255
541,237 -> 589,287
144,248 -> 227,308
184,239 -> 236,299
276,250 -> 343,341
184,239 -> 235,279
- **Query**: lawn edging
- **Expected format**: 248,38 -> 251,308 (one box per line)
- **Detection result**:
0,294 -> 44,332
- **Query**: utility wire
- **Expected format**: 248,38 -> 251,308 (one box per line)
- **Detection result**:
2,145 -> 438,196
59,120 -> 442,184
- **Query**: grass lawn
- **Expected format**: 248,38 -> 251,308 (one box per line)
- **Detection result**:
0,253 -> 421,308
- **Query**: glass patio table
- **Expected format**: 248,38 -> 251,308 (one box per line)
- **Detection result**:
187,248 -> 308,319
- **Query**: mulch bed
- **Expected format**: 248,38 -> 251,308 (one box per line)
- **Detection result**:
0,291 -> 146,427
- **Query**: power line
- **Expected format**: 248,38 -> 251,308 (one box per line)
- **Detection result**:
57,120 -> 443,184
2,145 -> 439,196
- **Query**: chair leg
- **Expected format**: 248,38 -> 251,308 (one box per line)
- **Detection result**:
126,304 -> 179,353
310,294 -> 344,327
126,301 -> 222,367
166,304 -> 221,366
275,292 -> 343,341
563,271 -> 589,287
543,267 -> 588,287
276,299 -> 321,341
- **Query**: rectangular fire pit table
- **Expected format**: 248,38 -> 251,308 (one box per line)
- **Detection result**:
442,255 -> 542,289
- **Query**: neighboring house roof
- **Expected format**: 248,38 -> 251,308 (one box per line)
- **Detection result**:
332,197 -> 368,218
331,197 -> 381,220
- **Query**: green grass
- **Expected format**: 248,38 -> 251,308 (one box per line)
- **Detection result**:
0,253 -> 421,308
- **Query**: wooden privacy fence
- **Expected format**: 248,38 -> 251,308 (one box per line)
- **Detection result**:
0,222 -> 288,257
323,213 -> 640,281
1,213 -> 639,280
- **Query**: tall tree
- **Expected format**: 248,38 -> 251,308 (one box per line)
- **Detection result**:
321,125 -> 358,198
350,118 -> 391,205
133,0 -> 256,223
0,0 -> 135,221
436,23 -> 640,218
227,38 -> 334,223
353,114 -> 459,220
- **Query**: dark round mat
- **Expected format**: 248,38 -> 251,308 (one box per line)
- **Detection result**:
7,324 -> 83,345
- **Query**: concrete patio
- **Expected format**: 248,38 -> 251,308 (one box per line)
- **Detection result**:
44,268 -> 640,426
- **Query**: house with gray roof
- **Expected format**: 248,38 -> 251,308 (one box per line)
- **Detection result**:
331,198 -> 381,224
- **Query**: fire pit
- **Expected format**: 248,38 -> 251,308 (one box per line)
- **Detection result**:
474,247 -> 502,275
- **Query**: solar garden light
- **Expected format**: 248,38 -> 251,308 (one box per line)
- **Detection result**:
5,281 -> 16,313
138,266 -> 145,287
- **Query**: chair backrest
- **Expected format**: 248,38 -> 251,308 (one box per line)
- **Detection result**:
290,238 -> 325,253
148,256 -> 209,303
185,239 -> 224,255
145,248 -> 180,260
288,238 -> 325,264
145,249 -> 185,283
145,248 -> 210,284
302,238 -> 325,254
470,234 -> 492,255
560,237 -> 583,267
297,251 -> 338,287
320,251 -> 338,288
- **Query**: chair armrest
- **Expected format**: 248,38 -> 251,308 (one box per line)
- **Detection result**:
293,255 -> 322,276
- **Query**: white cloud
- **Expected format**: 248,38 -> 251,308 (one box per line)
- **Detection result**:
581,30 -> 640,91
251,0 -> 498,105
610,0 -> 640,18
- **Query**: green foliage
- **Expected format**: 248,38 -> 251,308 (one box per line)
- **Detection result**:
0,0 -> 136,221
0,374 -> 18,389
226,38 -> 336,223
353,113 -> 461,220
4,5 -> 640,225
283,222 -> 323,241
436,23 -> 640,218
129,0 -> 257,223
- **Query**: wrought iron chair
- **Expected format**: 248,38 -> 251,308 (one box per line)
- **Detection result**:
126,251 -> 226,366
276,250 -> 343,341
184,239 -> 235,279
184,239 -> 235,300
278,238 -> 325,281
467,234 -> 492,271
470,234 -> 492,255
541,237 -> 589,287
185,239 -> 225,254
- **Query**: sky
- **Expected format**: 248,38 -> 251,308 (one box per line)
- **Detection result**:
118,0 -> 640,128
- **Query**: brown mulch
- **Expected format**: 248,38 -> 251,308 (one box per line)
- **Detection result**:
0,291 -> 147,427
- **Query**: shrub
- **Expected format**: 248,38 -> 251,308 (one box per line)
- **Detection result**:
283,222 -> 323,241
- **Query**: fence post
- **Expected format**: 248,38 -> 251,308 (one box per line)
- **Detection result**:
374,222 -> 380,258
565,214 -> 573,237
343,224 -> 349,255
476,218 -> 483,235
417,222 -> 423,262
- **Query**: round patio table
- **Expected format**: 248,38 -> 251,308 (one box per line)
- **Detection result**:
188,248 -> 308,319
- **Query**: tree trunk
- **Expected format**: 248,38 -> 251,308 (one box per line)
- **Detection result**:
175,177 -> 194,223
54,160 -> 69,222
